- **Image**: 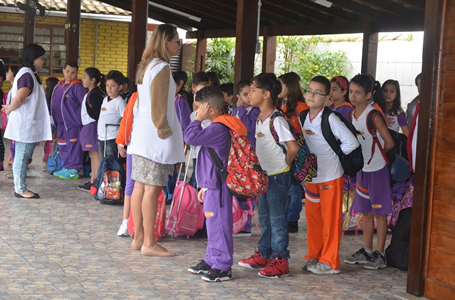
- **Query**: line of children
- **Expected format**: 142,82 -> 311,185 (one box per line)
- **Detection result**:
277,72 -> 309,233
301,76 -> 359,274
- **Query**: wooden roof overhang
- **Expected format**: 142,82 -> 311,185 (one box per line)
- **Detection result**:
99,0 -> 426,37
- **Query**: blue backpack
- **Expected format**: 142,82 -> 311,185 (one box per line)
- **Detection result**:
46,141 -> 62,175
90,156 -> 126,205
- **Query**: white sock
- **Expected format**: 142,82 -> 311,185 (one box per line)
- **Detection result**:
122,219 -> 128,224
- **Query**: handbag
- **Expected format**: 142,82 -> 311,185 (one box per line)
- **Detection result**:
390,155 -> 410,182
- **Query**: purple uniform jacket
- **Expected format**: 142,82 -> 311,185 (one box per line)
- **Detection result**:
232,106 -> 260,150
175,94 -> 192,132
51,80 -> 87,130
184,120 -> 230,190
329,103 -> 354,122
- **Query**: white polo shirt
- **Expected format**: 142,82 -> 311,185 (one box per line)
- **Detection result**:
97,95 -> 126,141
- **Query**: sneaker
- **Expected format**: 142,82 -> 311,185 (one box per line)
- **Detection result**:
77,181 -> 92,193
188,260 -> 211,275
288,221 -> 298,233
61,169 -> 80,180
307,262 -> 340,274
301,258 -> 318,272
258,255 -> 289,278
53,168 -> 67,178
344,247 -> 372,265
201,268 -> 232,282
233,231 -> 251,237
364,251 -> 387,270
117,221 -> 129,237
238,251 -> 270,269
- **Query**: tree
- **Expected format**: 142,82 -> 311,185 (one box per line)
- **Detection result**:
205,38 -> 235,83
277,36 -> 351,90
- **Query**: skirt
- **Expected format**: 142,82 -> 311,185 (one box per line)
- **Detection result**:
131,154 -> 173,186
80,122 -> 98,151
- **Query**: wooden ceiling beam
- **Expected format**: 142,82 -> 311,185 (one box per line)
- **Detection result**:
208,0 -> 281,25
291,0 -> 359,23
330,0 -> 388,20
360,0 -> 423,18
394,0 -> 426,11
261,0 -> 327,24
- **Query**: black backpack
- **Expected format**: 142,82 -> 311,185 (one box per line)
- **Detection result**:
385,207 -> 412,271
300,109 -> 364,177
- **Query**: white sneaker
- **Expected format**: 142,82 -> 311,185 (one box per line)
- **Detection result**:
117,221 -> 129,237
307,262 -> 340,274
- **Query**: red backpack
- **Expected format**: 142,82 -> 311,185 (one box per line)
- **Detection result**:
208,115 -> 268,202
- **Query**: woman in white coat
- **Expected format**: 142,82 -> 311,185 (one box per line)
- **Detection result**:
128,24 -> 185,256
2,44 -> 52,198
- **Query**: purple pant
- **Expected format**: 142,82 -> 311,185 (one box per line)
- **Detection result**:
238,198 -> 255,233
57,125 -> 83,170
204,183 -> 233,271
125,154 -> 135,196
353,165 -> 393,215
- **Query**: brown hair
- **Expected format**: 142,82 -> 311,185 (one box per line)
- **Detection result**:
135,24 -> 177,84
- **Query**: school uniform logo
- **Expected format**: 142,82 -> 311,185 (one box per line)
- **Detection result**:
320,185 -> 332,190
372,204 -> 383,209
101,108 -> 107,111
303,129 -> 316,135
205,212 -> 214,218
256,132 -> 265,137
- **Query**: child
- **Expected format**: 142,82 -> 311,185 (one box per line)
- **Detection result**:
189,72 -> 209,111
407,73 -> 421,126
219,83 -> 235,114
77,67 -> 105,192
329,76 -> 353,122
301,76 -> 360,274
116,92 -> 138,236
277,72 -> 309,234
97,70 -> 126,162
344,74 -> 394,270
231,79 -> 260,237
173,70 -> 190,100
173,71 -> 192,132
238,73 -> 298,278
189,81 -> 211,188
51,61 -> 87,180
207,71 -> 220,86
42,77 -> 59,169
3,66 -> 21,168
380,79 -> 409,136
185,86 -> 236,282
120,77 -> 131,101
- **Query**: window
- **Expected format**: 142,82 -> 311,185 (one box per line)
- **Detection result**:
0,22 -> 66,76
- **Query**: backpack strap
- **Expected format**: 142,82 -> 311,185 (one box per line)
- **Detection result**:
366,110 -> 389,165
321,109 -> 343,156
269,111 -> 287,154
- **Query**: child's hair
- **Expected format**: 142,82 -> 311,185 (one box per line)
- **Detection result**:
251,73 -> 282,102
350,74 -> 382,105
64,61 -> 79,71
22,43 -> 45,84
331,76 -> 350,103
278,72 -> 304,118
135,24 -> 178,84
123,77 -> 129,86
415,73 -> 422,86
173,71 -> 188,85
235,79 -> 250,96
380,79 -> 402,116
45,77 -> 59,103
310,75 -> 331,95
7,65 -> 20,77
84,67 -> 106,93
195,86 -> 225,110
193,72 -> 209,85
207,71 -> 220,86
219,83 -> 234,96
193,82 -> 210,102
105,70 -> 125,86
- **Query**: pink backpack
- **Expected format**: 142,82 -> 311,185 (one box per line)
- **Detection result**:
166,150 -> 204,238
232,197 -> 253,234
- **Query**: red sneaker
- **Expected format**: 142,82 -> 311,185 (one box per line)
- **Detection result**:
258,255 -> 289,278
238,251 -> 270,269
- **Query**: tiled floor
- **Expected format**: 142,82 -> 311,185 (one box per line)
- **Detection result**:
0,143 -> 416,299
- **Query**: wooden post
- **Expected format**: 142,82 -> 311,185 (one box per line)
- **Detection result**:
65,0 -> 81,64
407,0 -> 443,296
262,28 -> 276,73
194,30 -> 207,73
127,0 -> 148,88
234,0 -> 259,83
23,0 -> 35,47
361,21 -> 378,77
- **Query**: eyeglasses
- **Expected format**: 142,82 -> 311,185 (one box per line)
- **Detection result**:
305,90 -> 327,97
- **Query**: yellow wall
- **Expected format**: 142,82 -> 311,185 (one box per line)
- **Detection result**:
0,13 -> 129,89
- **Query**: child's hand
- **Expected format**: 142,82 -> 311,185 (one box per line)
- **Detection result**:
1,104 -> 11,115
195,103 -> 210,122
118,145 -> 126,158
197,189 -> 205,203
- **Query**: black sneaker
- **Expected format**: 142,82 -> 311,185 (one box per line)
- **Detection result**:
188,260 -> 211,275
288,221 -> 299,233
201,268 -> 232,282
77,181 -> 92,193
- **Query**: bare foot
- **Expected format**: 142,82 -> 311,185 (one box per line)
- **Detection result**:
131,239 -> 143,250
141,244 -> 176,257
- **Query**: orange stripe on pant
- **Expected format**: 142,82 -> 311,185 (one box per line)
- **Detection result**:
304,176 -> 343,270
